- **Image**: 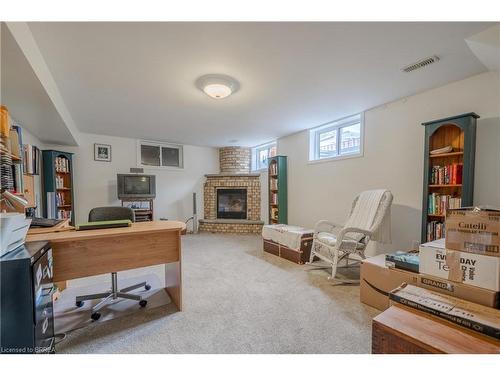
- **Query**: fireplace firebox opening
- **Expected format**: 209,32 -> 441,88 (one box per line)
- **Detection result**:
217,188 -> 247,219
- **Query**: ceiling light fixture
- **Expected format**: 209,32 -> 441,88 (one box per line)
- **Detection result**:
196,74 -> 240,99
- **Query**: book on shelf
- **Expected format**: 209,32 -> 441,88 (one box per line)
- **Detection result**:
427,193 -> 461,216
55,174 -> 66,189
270,207 -> 279,220
270,178 -> 278,190
55,192 -> 67,206
270,192 -> 278,205
57,209 -> 71,220
55,156 -> 70,173
430,163 -> 463,185
427,220 -> 445,242
269,163 -> 277,175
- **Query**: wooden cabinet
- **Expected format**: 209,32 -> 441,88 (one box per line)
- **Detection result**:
372,306 -> 500,354
268,155 -> 288,224
421,113 -> 478,242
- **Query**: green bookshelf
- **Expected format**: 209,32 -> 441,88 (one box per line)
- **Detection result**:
268,155 -> 288,224
421,113 -> 478,243
42,150 -> 75,224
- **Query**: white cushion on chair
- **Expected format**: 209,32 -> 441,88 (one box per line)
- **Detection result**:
316,232 -> 338,246
316,232 -> 364,249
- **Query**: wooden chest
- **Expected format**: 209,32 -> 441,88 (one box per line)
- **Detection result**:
372,306 -> 500,354
263,236 -> 313,264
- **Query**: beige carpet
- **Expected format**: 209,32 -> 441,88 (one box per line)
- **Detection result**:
56,233 -> 379,353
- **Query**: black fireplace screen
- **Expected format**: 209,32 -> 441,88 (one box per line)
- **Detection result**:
217,188 -> 247,219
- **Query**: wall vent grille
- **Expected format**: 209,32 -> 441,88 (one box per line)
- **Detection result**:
402,55 -> 440,73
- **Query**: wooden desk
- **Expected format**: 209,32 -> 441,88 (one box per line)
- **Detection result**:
26,221 -> 186,311
372,306 -> 500,354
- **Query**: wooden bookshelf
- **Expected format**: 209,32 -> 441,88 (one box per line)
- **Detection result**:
421,113 -> 478,242
43,150 -> 75,224
268,155 -> 288,224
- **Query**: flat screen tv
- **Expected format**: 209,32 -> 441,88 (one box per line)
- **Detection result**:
117,174 -> 156,199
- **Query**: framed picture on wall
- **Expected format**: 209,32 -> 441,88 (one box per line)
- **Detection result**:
94,143 -> 112,162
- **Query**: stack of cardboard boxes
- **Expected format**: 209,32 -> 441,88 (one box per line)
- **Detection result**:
361,207 -> 500,311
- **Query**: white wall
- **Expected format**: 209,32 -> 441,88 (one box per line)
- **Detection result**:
46,133 -> 219,226
277,71 -> 500,254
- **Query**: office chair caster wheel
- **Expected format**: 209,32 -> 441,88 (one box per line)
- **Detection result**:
91,312 -> 101,321
144,284 -> 151,291
75,301 -> 84,308
139,300 -> 147,308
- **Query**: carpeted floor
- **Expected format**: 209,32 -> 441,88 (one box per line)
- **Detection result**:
57,233 -> 379,353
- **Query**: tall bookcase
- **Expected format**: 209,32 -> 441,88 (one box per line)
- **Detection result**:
268,155 -> 288,224
421,113 -> 478,242
43,150 -> 75,225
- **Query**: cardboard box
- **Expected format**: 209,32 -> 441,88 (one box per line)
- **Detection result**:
446,207 -> 500,257
360,254 -> 499,310
417,273 -> 498,308
420,239 -> 500,291
360,255 -> 419,311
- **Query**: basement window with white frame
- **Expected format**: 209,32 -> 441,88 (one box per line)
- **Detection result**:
137,140 -> 184,169
309,113 -> 363,162
251,141 -> 277,171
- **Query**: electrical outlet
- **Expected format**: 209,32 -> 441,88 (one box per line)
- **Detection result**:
411,240 -> 420,251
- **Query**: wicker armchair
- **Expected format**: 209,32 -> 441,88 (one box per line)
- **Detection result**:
307,190 -> 393,284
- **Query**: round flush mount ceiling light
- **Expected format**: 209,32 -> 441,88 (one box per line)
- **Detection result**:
195,74 -> 240,99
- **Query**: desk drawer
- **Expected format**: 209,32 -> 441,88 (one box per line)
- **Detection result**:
33,249 -> 53,297
34,302 -> 54,350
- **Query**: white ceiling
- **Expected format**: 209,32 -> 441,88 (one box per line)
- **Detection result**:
21,22 -> 496,147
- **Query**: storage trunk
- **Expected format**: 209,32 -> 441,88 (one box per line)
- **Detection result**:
263,236 -> 313,264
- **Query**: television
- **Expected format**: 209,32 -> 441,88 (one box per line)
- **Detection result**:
117,174 -> 156,199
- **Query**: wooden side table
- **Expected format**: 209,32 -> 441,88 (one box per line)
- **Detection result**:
372,306 -> 500,354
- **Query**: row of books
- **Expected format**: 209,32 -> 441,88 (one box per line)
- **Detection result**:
428,193 -> 462,215
270,178 -> 278,190
23,144 -> 41,175
270,192 -> 278,205
55,156 -> 70,173
430,163 -> 463,185
269,163 -> 278,175
270,207 -> 279,220
55,192 -> 68,206
55,175 -> 67,189
427,220 -> 445,242
57,210 -> 72,220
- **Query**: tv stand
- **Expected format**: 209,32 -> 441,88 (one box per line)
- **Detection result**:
121,198 -> 154,222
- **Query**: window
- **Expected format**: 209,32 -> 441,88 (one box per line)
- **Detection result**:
137,140 -> 183,169
251,141 -> 277,171
309,113 -> 363,161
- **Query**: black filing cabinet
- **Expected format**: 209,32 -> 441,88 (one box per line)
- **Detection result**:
1,241 -> 55,354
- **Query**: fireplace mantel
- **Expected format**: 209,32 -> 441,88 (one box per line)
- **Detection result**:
205,173 -> 261,178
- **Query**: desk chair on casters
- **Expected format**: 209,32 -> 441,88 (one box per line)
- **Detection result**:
75,207 -> 151,321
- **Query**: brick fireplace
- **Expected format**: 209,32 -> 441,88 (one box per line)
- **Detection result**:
199,147 -> 264,233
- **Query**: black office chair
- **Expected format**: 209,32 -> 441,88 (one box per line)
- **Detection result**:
75,206 -> 150,321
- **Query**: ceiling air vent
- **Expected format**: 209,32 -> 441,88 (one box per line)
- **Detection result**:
402,55 -> 440,73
